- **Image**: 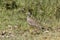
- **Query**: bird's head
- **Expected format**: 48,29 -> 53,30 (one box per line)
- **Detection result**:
26,12 -> 32,17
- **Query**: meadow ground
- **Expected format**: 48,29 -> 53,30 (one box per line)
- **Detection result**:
0,0 -> 60,40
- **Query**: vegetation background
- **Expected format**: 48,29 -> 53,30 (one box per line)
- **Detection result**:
0,0 -> 60,40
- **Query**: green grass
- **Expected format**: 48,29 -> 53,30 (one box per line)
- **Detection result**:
0,0 -> 59,29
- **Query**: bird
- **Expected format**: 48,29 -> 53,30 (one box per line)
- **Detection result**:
26,12 -> 42,30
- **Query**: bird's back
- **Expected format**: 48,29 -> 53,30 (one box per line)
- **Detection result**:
27,16 -> 41,29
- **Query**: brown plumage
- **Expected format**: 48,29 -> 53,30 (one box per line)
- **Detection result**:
27,12 -> 42,29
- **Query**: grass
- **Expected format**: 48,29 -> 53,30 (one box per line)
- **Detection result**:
0,0 -> 60,40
